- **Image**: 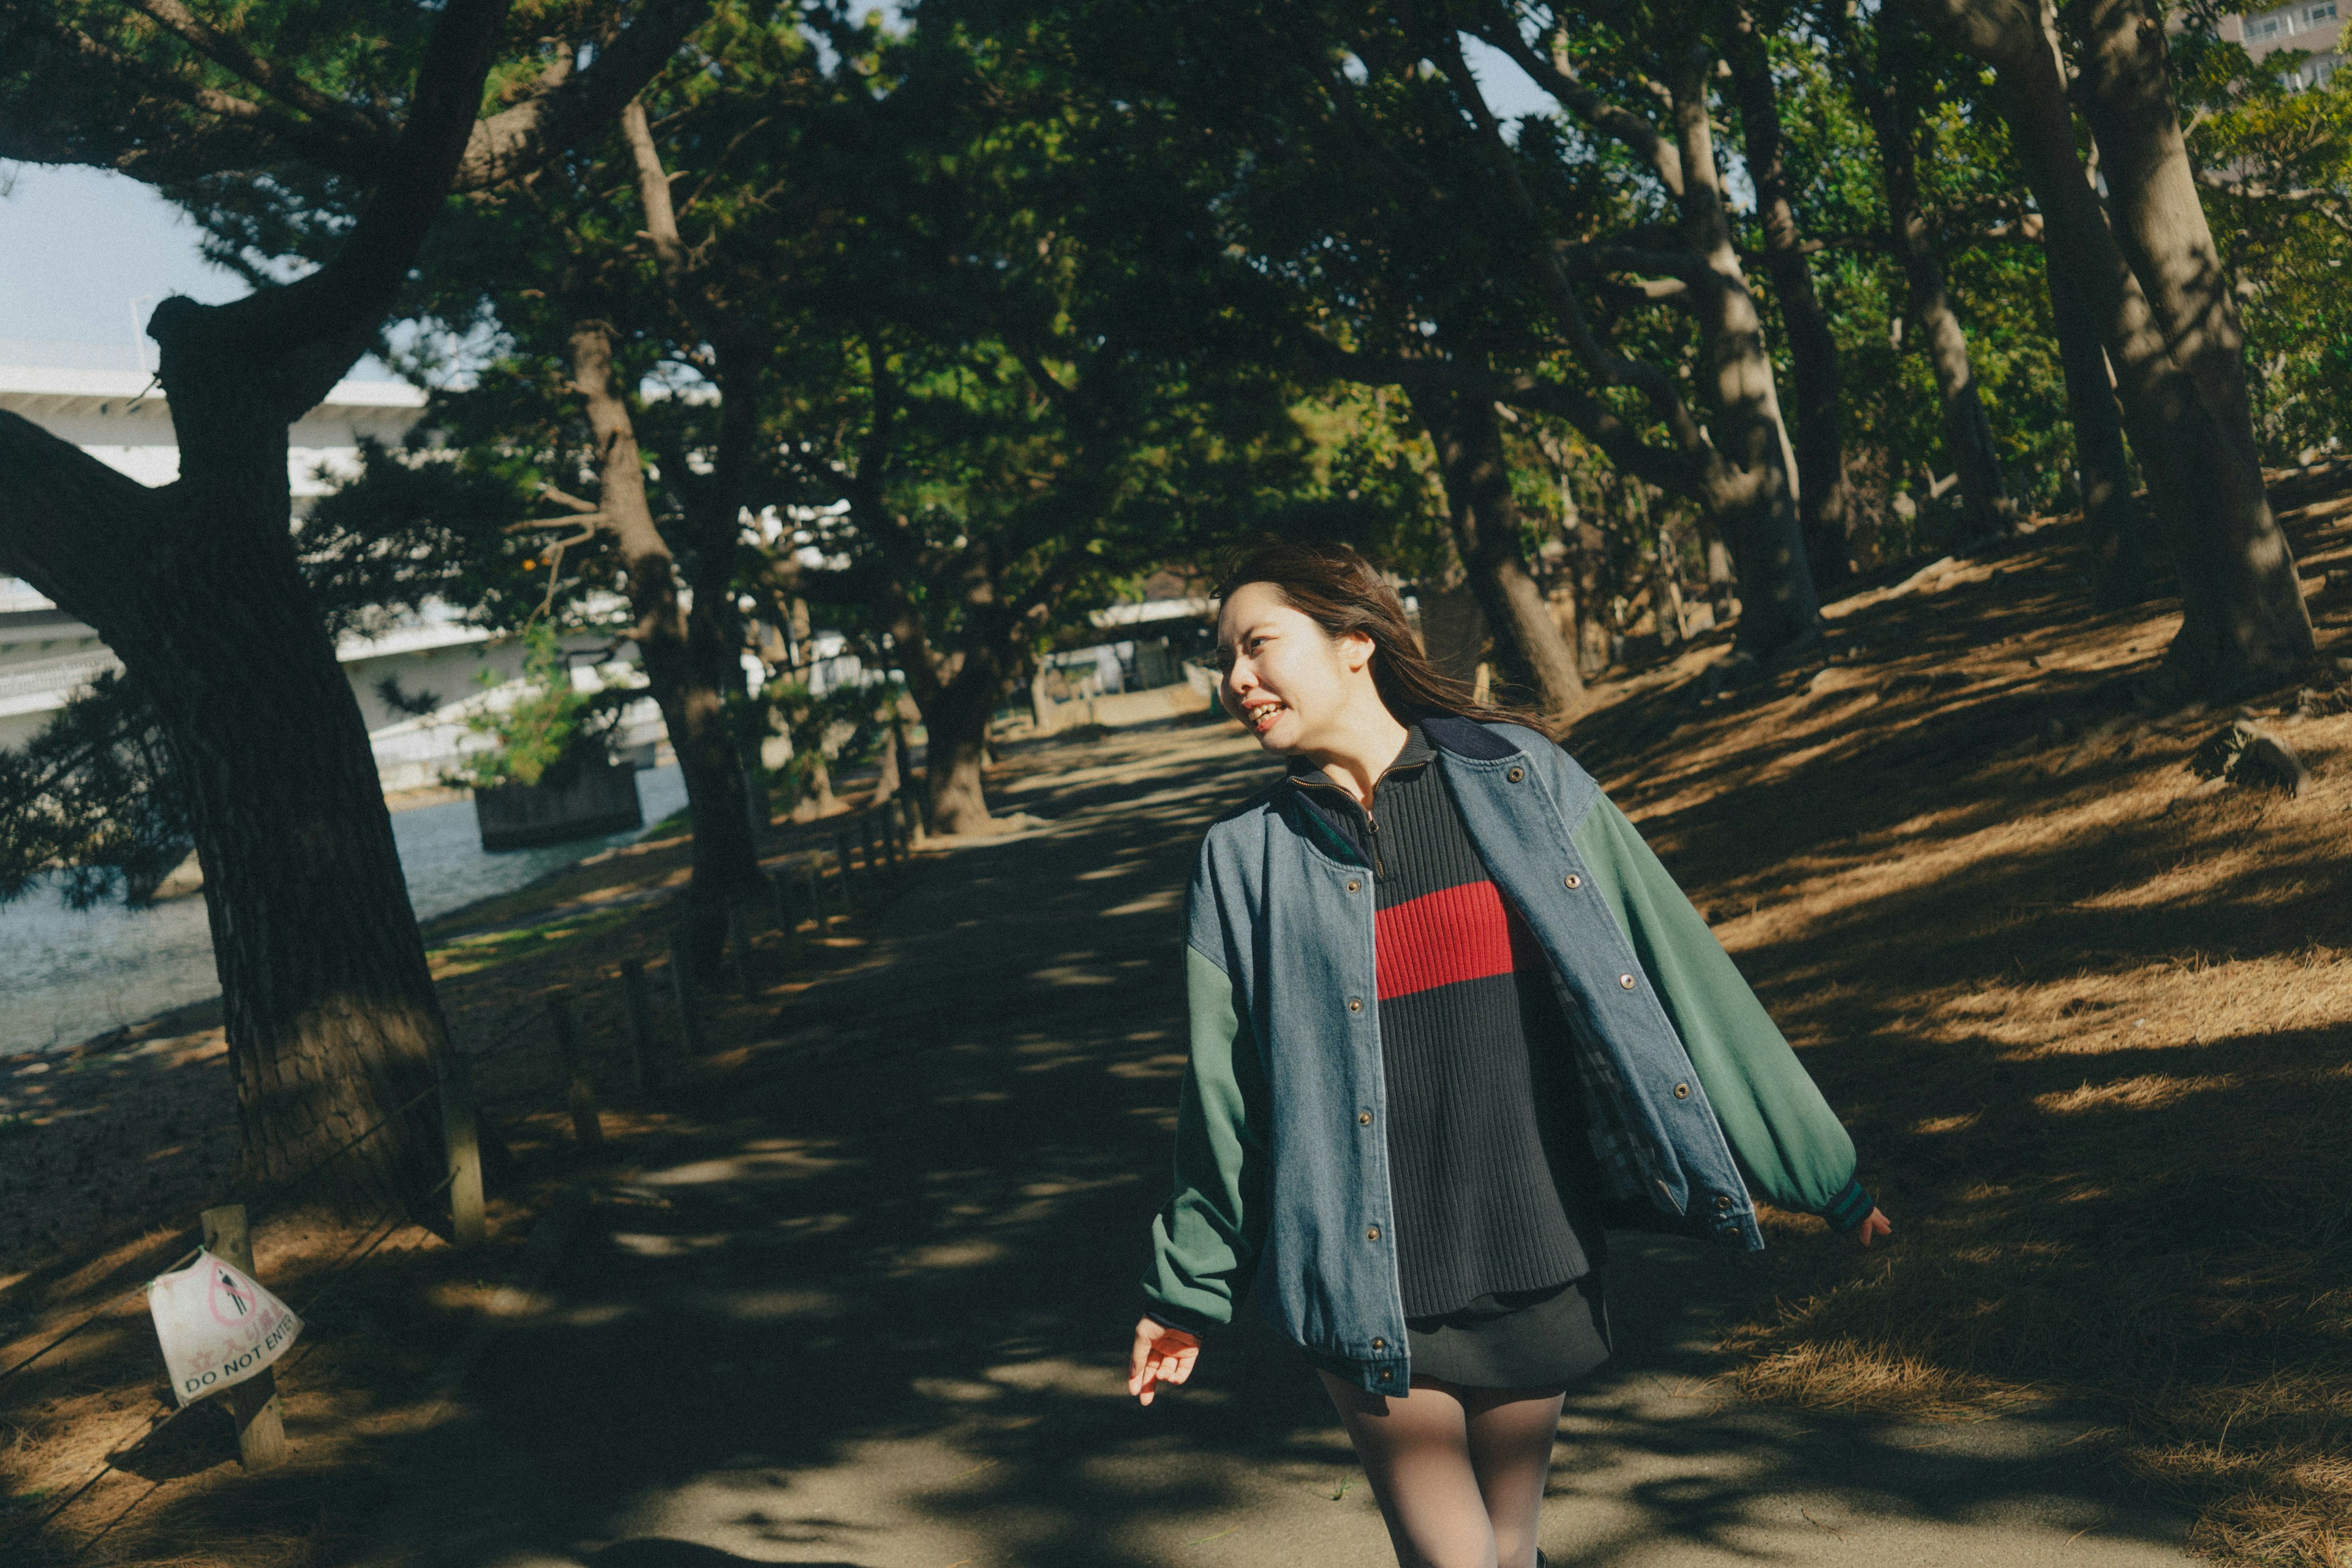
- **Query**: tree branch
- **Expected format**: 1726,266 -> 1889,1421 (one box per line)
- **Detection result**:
450,0 -> 714,192
1308,341 -> 1697,492
1571,243 -> 1710,281
1464,12 -> 1685,195
2197,168 -> 2352,240
620,96 -> 688,293
537,484 -> 604,514
156,0 -> 517,417
36,17 -> 375,175
123,0 -> 391,149
0,411 -> 165,635
1423,28 -> 1709,458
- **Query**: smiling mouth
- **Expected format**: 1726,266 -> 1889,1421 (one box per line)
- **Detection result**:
1243,700 -> 1286,734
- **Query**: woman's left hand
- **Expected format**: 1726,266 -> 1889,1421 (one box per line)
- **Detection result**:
1127,1316 -> 1201,1405
1852,1207 -> 1893,1247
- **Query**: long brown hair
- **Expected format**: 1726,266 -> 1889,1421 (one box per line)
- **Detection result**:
1213,542 -> 1555,737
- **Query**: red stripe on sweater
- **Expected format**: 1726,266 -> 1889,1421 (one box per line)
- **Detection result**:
1375,880 -> 1521,1000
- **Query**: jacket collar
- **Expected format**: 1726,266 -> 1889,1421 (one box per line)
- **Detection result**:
1284,722 -> 1438,795
1418,712 -> 1521,760
1278,717 -> 1517,865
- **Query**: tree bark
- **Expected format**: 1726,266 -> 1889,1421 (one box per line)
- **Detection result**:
1432,18 -> 1819,665
1665,59 -> 1823,660
1730,16 -> 1856,590
0,0 -> 709,1204
918,656 -> 1003,836
1864,19 -> 2017,544
1414,390 -> 1585,722
568,320 -> 764,965
2067,0 -> 2312,686
1907,0 -> 2313,691
2045,257 -> 2148,606
0,0 -> 527,1208
0,404 -> 448,1207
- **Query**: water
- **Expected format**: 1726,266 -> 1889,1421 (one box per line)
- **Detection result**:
0,765 -> 688,1056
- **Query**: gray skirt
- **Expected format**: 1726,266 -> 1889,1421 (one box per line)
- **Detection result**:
1403,1274 -> 1611,1391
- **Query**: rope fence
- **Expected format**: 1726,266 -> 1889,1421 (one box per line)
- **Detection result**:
0,794 -> 922,1559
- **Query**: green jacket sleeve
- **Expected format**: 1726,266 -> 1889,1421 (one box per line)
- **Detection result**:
1141,943 -> 1269,1330
1572,796 -> 1874,1231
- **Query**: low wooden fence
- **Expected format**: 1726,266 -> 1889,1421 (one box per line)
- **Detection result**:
0,794 -> 922,1556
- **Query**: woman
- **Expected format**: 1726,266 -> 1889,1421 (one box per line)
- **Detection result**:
1125,543 -> 1889,1568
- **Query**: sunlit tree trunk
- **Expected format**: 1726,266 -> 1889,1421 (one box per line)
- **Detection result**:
2067,0 -> 2311,687
1414,390 -> 1585,721
569,321 -> 764,964
2045,258 -> 2148,606
1665,60 -> 1823,659
1730,17 -> 1856,589
1865,20 -> 2016,543
1910,0 -> 2312,692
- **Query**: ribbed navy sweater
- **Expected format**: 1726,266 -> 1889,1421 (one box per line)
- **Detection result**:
1291,727 -> 1604,1318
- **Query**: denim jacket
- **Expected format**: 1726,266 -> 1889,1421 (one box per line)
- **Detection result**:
1142,715 -> 1874,1393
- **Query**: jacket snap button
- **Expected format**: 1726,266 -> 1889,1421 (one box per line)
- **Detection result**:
1358,1111 -> 1372,1126
1564,873 -> 1581,889
1618,973 -> 1637,990
1716,1195 -> 1732,1211
1506,766 -> 1525,783
1347,997 -> 1363,1014
1371,1336 -> 1386,1351
1673,1082 -> 1691,1099
1366,1226 -> 1381,1241
1346,878 -> 1362,893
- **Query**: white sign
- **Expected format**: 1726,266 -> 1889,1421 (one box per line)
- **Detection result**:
145,1249 -> 303,1408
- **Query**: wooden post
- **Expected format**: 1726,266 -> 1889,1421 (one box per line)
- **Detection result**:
832,832 -> 856,916
742,761 -> 769,852
619,960 -> 656,1094
668,941 -> 707,1056
771,869 -> 807,965
546,993 -> 603,1147
198,1204 -> 290,1472
439,1050 -> 486,1248
726,903 -> 753,997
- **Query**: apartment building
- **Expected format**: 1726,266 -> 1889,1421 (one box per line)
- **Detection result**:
2225,1 -> 2344,86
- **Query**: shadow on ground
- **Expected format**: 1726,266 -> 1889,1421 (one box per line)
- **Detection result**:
331,717 -> 2187,1568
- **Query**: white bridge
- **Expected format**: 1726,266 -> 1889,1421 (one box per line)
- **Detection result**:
0,340 -> 661,793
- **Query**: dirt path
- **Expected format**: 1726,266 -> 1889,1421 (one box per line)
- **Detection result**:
349,718 -> 2189,1568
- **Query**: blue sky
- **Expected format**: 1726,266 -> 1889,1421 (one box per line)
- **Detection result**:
0,164 -> 245,351
0,35 -> 1553,356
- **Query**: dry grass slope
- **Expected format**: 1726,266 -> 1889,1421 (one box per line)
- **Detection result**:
1572,480 -> 2352,1566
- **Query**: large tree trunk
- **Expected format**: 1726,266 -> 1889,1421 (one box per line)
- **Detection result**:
569,321 -> 764,965
0,399 -> 448,1209
1866,22 -> 2017,544
1414,390 -> 1585,722
1669,61 -> 1823,660
2045,258 -> 2149,606
1730,18 -> 1856,590
1913,0 -> 2312,692
919,656 -> 1003,836
2067,0 -> 2312,688
0,0 -> 704,1208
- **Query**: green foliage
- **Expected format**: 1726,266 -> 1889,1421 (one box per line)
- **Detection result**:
446,624 -> 626,791
763,676 -> 894,791
0,672 -> 194,910
1753,19 -> 2078,552
2177,26 -> 2352,461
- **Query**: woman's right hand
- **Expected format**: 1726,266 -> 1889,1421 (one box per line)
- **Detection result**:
1127,1316 -> 1201,1406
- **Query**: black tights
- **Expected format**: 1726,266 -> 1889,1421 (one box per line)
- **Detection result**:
1319,1371 -> 1563,1568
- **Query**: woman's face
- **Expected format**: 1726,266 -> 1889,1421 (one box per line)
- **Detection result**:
1216,582 -> 1373,755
